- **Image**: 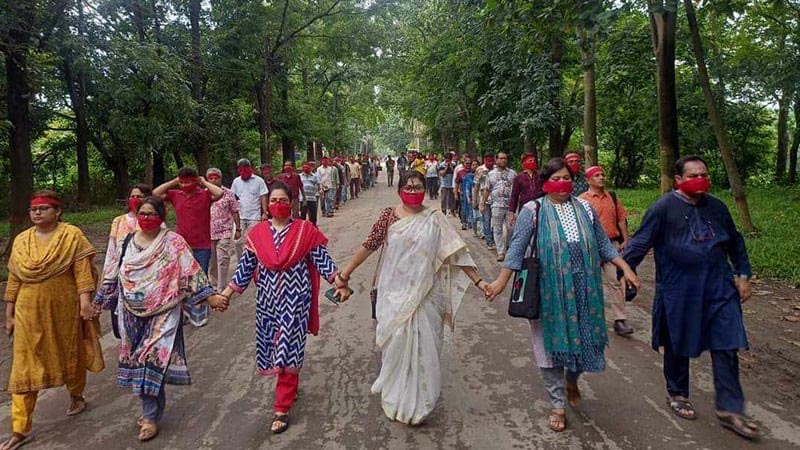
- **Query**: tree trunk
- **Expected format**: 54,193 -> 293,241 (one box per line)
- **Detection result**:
580,28 -> 599,166
111,156 -> 130,199
777,91 -> 790,181
789,96 -> 800,185
649,1 -> 680,193
683,0 -> 755,232
258,39 -> 273,166
5,48 -> 34,251
188,0 -> 208,173
63,59 -> 91,205
153,150 -> 165,187
548,36 -> 564,159
172,149 -> 185,170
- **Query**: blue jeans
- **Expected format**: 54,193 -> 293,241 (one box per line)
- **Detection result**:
186,249 -> 211,327
323,189 -> 335,215
141,383 -> 166,423
483,207 -> 494,246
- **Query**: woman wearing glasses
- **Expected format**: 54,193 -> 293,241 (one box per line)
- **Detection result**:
220,181 -> 345,434
337,171 -> 490,425
3,191 -> 102,450
95,197 -> 228,442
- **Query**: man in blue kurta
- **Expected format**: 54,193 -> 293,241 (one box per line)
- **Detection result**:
623,155 -> 759,440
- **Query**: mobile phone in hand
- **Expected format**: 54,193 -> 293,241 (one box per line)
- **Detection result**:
325,287 -> 353,305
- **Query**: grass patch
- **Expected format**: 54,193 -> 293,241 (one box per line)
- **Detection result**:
616,186 -> 800,285
0,206 -> 124,237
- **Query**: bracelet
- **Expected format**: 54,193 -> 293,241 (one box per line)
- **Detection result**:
337,273 -> 350,282
474,278 -> 483,287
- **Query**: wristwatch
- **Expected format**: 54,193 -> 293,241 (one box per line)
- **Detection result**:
736,274 -> 749,281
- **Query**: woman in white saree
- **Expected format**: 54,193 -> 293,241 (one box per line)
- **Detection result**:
337,171 -> 490,425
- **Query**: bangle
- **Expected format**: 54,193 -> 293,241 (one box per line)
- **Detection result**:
337,273 -> 350,282
474,278 -> 483,287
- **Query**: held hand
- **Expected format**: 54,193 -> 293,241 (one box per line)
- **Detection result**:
485,280 -> 504,302
735,277 -> 752,303
79,299 -> 95,320
334,287 -> 352,303
621,268 -> 641,291
334,274 -> 349,289
207,294 -> 230,312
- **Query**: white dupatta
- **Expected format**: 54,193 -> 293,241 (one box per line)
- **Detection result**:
372,208 -> 475,424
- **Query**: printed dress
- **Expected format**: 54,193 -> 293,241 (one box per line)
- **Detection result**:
230,220 -> 337,374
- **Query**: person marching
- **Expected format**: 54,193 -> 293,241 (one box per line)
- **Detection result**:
564,152 -> 588,195
482,151 -> 516,262
232,159 -> 269,261
578,166 -> 634,336
95,196 -> 228,442
207,168 -> 241,291
2,191 -> 103,450
220,182 -> 346,434
485,159 -> 639,432
337,171 -> 490,425
103,184 -> 152,272
385,155 -> 396,187
299,162 -> 322,226
278,162 -> 304,218
623,155 -> 760,439
347,157 -> 362,199
508,153 -> 539,228
317,157 -> 338,218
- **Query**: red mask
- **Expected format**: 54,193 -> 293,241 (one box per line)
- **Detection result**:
138,216 -> 163,232
128,197 -> 143,212
542,179 -> 574,194
678,176 -> 710,195
268,202 -> 292,219
180,183 -> 197,194
302,165 -> 312,174
283,166 -> 293,174
237,167 -> 253,180
399,191 -> 425,207
567,162 -> 581,174
523,158 -> 537,172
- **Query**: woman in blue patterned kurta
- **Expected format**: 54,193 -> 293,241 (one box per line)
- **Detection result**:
221,181 -> 342,434
486,158 -> 639,433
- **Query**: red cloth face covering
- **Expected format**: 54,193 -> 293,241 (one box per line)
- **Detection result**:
678,177 -> 710,195
269,202 -> 292,219
567,162 -> 581,174
399,191 -> 425,206
302,165 -> 312,174
542,179 -> 574,194
522,159 -> 537,172
283,166 -> 293,174
138,216 -> 163,232
128,197 -> 143,212
238,167 -> 253,180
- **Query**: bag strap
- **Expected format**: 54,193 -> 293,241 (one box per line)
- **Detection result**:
609,191 -> 624,239
522,200 -> 541,258
118,232 -> 134,269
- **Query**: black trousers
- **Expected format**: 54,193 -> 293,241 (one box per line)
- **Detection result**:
301,201 -> 318,226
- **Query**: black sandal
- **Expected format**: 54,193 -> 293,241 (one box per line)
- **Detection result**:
717,412 -> 760,440
666,396 -> 697,420
271,414 -> 290,434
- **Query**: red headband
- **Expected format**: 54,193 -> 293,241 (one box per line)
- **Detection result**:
30,197 -> 60,208
564,152 -> 581,161
207,173 -> 221,180
585,166 -> 604,179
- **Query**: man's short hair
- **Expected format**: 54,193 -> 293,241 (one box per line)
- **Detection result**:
178,167 -> 198,178
674,155 -> 708,177
237,158 -> 252,168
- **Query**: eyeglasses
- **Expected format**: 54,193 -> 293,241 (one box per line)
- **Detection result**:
269,198 -> 290,204
686,216 -> 715,242
137,212 -> 160,218
28,206 -> 54,213
402,185 -> 425,193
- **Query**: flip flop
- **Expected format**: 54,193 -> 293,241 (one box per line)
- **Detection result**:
66,397 -> 86,416
666,396 -> 697,420
717,412 -> 760,440
0,433 -> 34,450
548,410 -> 566,432
271,414 -> 290,434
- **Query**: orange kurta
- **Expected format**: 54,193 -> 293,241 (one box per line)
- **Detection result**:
4,223 -> 98,394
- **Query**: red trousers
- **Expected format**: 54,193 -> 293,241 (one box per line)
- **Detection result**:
274,372 -> 299,413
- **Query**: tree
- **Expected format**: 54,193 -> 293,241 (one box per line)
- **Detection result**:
648,0 -> 680,193
683,0 -> 755,232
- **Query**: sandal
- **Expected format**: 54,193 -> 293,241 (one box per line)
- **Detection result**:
666,396 -> 697,420
0,433 -> 34,450
138,420 -> 159,442
66,397 -> 86,416
271,414 -> 290,434
548,410 -> 566,432
717,412 -> 760,440
566,382 -> 581,407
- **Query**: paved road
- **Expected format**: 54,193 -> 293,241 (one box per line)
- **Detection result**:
2,176 -> 799,449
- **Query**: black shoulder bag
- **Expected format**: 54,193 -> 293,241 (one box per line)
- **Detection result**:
508,201 -> 541,319
110,233 -> 134,339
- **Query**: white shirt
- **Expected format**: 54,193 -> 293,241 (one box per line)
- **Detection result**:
231,175 -> 268,220
316,166 -> 336,190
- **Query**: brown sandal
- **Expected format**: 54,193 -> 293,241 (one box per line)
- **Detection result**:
271,414 -> 290,434
566,382 -> 581,407
138,420 -> 159,442
66,397 -> 86,416
717,412 -> 760,440
548,410 -> 566,432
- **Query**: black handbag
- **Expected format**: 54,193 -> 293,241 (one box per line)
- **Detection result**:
110,233 -> 134,339
508,201 -> 541,319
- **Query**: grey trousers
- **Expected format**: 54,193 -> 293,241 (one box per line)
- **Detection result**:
539,367 -> 582,409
